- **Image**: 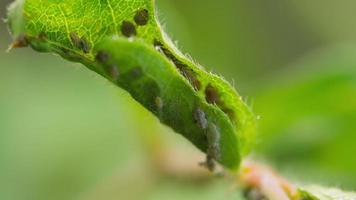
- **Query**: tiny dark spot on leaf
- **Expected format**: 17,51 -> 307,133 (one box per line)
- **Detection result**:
95,51 -> 110,63
205,84 -> 220,104
134,9 -> 149,26
179,69 -> 201,91
121,21 -> 137,37
70,32 -> 81,48
70,32 -> 90,53
79,37 -> 90,53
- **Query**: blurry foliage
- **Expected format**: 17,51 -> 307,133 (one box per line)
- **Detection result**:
0,0 -> 356,199
253,46 -> 356,189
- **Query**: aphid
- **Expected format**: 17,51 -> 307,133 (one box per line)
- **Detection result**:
199,123 -> 221,172
205,84 -> 220,104
180,69 -> 201,91
79,36 -> 90,53
70,32 -> 90,53
95,51 -> 110,63
70,32 -> 81,48
134,9 -> 149,26
10,34 -> 29,49
153,39 -> 202,91
121,21 -> 137,37
153,39 -> 178,63
206,123 -> 221,160
193,108 -> 207,129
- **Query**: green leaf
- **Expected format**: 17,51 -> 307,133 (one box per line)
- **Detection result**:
299,186 -> 356,200
6,0 -> 256,170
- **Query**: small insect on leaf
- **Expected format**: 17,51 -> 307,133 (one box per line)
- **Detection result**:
193,108 -> 208,130
70,32 -> 90,53
205,84 -> 220,104
121,21 -> 137,37
70,32 -> 81,49
95,51 -> 110,63
206,123 -> 221,160
134,9 -> 149,26
79,36 -> 91,53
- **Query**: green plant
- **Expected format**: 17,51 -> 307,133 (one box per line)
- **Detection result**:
7,0 -> 256,171
5,0 -> 355,199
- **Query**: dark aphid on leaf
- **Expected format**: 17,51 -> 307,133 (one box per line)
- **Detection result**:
95,51 -> 110,63
10,34 -> 28,49
121,21 -> 137,37
193,108 -> 208,130
134,9 -> 149,26
153,39 -> 179,63
179,69 -> 201,91
79,36 -> 90,53
70,32 -> 90,53
153,39 -> 202,91
205,84 -> 220,104
70,32 -> 81,48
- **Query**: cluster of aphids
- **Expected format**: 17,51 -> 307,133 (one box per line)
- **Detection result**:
70,8 -> 149,81
70,7 -> 223,172
121,8 -> 149,37
193,107 -> 221,172
70,8 -> 149,55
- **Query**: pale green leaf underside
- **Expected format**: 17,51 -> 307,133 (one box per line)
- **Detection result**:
7,0 -> 256,170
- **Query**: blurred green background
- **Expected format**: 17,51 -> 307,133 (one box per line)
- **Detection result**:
1,0 -> 356,199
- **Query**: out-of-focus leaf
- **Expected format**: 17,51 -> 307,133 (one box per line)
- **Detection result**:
254,46 -> 356,187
